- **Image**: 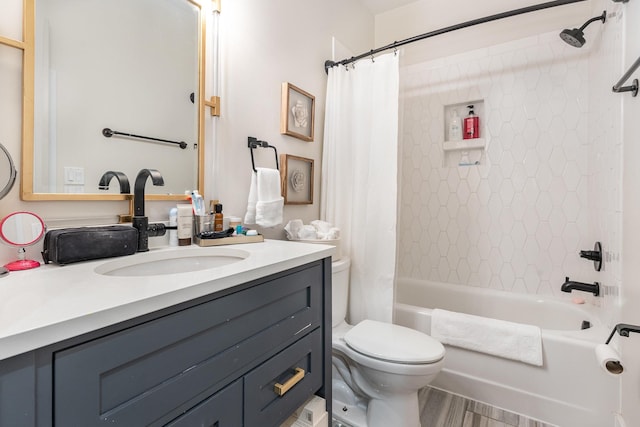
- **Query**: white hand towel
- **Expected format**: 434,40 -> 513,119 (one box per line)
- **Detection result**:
244,171 -> 258,225
311,220 -> 332,234
298,225 -> 318,240
284,219 -> 304,240
431,309 -> 543,366
244,168 -> 284,227
326,227 -> 340,240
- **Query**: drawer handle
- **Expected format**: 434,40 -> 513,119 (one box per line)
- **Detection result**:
274,367 -> 305,396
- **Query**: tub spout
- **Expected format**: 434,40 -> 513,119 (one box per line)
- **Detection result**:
561,277 -> 600,296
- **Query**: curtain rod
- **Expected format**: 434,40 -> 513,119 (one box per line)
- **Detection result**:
324,0 -> 587,73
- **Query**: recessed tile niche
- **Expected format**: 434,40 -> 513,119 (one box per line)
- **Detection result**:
442,100 -> 486,168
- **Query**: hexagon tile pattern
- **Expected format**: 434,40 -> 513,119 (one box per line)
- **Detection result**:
397,29 -> 622,310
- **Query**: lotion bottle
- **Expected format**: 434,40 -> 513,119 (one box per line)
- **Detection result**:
177,204 -> 193,246
463,105 -> 480,139
449,109 -> 462,141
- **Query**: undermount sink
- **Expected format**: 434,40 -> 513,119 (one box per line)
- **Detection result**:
94,247 -> 250,277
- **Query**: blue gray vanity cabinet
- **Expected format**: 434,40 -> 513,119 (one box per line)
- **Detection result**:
0,258 -> 332,426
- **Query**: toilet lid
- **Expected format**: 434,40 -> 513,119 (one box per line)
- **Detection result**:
344,319 -> 445,364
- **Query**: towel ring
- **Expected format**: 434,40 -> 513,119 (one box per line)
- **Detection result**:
248,136 -> 279,172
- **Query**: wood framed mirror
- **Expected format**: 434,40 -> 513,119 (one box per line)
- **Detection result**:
11,0 -> 214,202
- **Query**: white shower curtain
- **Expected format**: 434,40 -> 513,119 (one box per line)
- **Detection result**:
321,52 -> 399,324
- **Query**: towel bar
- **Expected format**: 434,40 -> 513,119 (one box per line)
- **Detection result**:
103,127 -> 188,149
248,136 -> 279,172
612,55 -> 640,97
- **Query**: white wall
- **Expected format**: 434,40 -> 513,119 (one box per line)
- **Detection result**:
215,0 -> 373,239
397,32 -> 602,299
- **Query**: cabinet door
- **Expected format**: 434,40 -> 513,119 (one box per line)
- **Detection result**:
53,263 -> 322,426
164,380 -> 242,427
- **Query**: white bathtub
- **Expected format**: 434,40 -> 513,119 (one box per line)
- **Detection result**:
394,278 -> 620,427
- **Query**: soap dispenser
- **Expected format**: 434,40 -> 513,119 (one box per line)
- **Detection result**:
449,109 -> 462,141
463,105 -> 480,140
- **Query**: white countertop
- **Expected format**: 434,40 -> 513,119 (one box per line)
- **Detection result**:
0,239 -> 334,361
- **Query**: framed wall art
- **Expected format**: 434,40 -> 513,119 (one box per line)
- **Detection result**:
280,154 -> 314,204
281,82 -> 315,142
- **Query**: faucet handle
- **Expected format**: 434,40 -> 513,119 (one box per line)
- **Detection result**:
579,241 -> 602,271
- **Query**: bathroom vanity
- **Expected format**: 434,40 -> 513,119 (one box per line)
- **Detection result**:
0,240 -> 333,426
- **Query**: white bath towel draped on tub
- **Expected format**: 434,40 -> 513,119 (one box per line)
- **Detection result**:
431,309 -> 543,366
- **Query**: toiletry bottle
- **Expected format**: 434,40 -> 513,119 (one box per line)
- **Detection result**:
463,105 -> 480,139
177,204 -> 193,246
228,216 -> 242,235
449,109 -> 462,141
214,203 -> 224,232
209,199 -> 219,214
169,207 -> 178,247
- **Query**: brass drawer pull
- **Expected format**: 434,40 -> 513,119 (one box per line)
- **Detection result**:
274,367 -> 305,396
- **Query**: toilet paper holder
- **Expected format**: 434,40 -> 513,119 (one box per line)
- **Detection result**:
605,323 -> 640,344
596,323 -> 640,376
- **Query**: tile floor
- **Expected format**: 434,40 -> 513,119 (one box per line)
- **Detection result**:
419,387 -> 554,427
332,386 -> 555,427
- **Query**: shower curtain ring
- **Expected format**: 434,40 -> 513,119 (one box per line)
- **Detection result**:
370,49 -> 375,62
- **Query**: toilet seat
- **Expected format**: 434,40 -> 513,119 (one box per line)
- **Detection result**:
344,319 -> 445,364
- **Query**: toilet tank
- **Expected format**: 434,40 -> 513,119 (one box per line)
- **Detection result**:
332,257 -> 351,328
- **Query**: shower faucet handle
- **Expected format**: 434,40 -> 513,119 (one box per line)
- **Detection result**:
579,250 -> 600,262
579,242 -> 602,271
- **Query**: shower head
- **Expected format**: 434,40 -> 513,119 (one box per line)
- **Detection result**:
559,10 -> 606,48
559,28 -> 586,48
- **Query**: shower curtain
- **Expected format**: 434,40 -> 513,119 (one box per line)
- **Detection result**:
321,52 -> 399,324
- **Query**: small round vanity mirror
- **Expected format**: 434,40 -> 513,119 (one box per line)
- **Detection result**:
0,212 -> 46,271
0,143 -> 17,201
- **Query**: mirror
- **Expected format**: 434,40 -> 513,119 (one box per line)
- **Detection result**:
21,0 -> 208,201
0,211 -> 46,271
0,143 -> 17,200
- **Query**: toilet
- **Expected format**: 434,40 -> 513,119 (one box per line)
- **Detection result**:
331,257 -> 445,427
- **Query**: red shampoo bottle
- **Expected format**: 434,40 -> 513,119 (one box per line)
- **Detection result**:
463,105 -> 479,139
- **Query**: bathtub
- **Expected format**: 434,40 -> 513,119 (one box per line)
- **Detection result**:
394,278 -> 620,427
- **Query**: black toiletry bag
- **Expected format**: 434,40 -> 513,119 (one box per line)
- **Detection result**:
41,225 -> 138,265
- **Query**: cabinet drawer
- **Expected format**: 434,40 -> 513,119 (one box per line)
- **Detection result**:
53,263 -> 322,426
165,379 -> 242,427
244,328 -> 323,427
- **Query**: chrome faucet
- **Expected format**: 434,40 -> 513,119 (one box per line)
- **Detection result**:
98,171 -> 130,194
561,277 -> 600,296
132,169 -> 165,252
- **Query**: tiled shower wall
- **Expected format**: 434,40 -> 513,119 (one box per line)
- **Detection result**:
398,15 -> 622,323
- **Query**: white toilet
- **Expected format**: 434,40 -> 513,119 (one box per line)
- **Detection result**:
331,257 -> 445,427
